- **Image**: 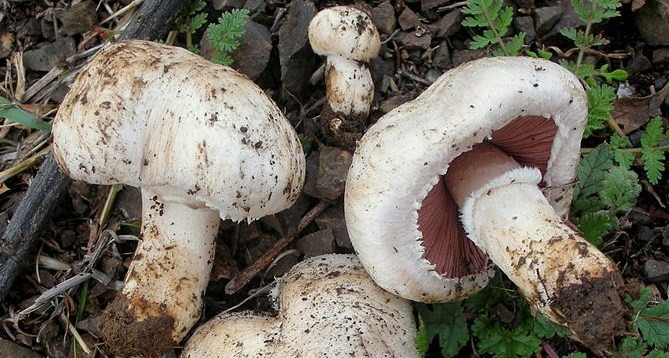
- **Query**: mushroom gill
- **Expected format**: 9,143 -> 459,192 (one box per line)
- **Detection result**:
418,116 -> 557,277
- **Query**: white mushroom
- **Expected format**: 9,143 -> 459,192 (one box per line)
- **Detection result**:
308,5 -> 380,120
51,40 -> 305,357
182,254 -> 419,357
344,56 -> 626,355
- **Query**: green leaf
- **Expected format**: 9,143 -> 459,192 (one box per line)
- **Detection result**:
584,84 -> 616,138
572,144 -> 614,214
0,97 -> 51,131
207,8 -> 250,65
626,286 -> 669,350
532,314 -> 571,339
640,117 -> 667,184
417,303 -> 469,357
415,317 -> 429,355
576,210 -> 617,246
562,353 -> 588,358
609,134 -> 634,168
473,316 -> 542,358
600,165 -> 641,212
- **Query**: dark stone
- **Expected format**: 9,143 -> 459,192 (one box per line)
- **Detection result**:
371,1 -> 396,35
644,259 -> 669,282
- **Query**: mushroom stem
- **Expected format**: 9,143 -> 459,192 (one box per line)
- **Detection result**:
444,143 -> 626,354
101,189 -> 218,357
325,55 -> 375,119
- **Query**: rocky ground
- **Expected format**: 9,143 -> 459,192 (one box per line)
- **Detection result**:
0,0 -> 667,357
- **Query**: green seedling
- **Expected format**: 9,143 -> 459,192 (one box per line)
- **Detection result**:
461,0 -> 525,56
206,8 -> 249,66
0,96 -> 51,131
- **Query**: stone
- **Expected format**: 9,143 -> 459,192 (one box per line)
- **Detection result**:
302,150 -> 320,199
315,204 -> 352,249
278,0 -> 317,97
53,1 -> 98,36
295,228 -> 336,258
426,9 -> 463,38
23,37 -> 76,71
398,7 -> 421,30
396,31 -> 432,50
652,48 -> 669,64
514,16 -> 536,43
644,259 -> 669,282
533,6 -> 562,35
316,146 -> 353,201
636,0 -> 669,46
625,54 -> 652,76
230,21 -> 272,79
0,337 -> 43,358
372,1 -> 396,35
431,40 -> 452,70
421,0 -> 450,11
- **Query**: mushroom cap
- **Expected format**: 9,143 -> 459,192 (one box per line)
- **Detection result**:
182,254 -> 419,357
344,56 -> 587,302
52,40 -> 305,222
308,6 -> 381,62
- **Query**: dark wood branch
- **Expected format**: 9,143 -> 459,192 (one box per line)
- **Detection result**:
0,0 -> 191,303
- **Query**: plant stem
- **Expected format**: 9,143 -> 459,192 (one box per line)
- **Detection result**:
483,10 -> 508,55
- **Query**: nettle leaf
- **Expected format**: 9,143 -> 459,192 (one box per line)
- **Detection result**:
417,303 -> 469,357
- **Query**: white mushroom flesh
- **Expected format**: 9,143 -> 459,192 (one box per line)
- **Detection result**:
308,6 -> 380,119
345,56 -> 626,355
182,254 -> 419,357
51,40 -> 305,356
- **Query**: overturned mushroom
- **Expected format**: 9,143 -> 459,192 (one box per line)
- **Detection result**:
51,40 -> 305,357
182,254 -> 419,357
345,56 -> 626,355
308,5 -> 381,148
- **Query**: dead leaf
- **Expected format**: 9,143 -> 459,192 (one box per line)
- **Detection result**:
612,82 -> 669,134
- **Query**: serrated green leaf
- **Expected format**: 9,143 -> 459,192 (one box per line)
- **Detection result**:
573,144 -> 614,212
576,210 -> 617,246
642,148 -> 665,185
641,117 -> 665,148
473,316 -> 542,358
415,317 -> 429,355
584,84 -> 616,137
626,286 -> 669,350
560,27 -> 579,42
563,352 -> 588,358
417,303 -> 469,357
0,97 -> 51,131
600,165 -> 641,212
206,8 -> 250,65
609,134 -> 634,168
532,314 -> 571,339
636,300 -> 669,349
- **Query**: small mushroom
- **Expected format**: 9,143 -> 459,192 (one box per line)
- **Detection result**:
345,57 -> 626,355
182,254 -> 419,357
51,40 -> 305,357
308,5 -> 380,119
308,6 -> 381,148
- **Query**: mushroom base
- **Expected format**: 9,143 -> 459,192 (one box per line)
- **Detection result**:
459,168 -> 627,355
101,189 -> 219,357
